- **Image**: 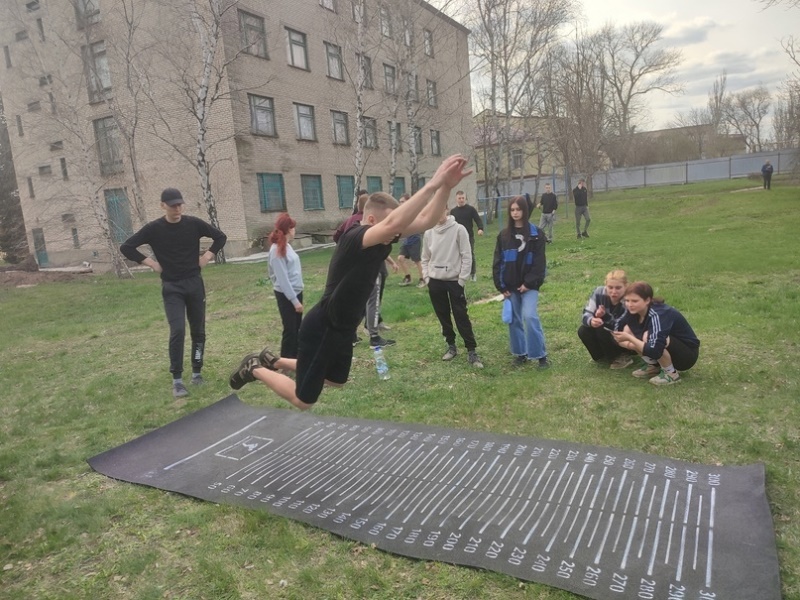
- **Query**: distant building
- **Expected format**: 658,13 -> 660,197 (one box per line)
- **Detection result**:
0,0 -> 474,269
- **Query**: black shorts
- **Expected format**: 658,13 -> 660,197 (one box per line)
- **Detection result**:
667,336 -> 699,371
399,239 -> 421,262
295,303 -> 353,404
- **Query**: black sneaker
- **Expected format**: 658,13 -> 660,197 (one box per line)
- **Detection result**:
190,374 -> 205,386
370,336 -> 396,347
258,347 -> 280,370
581,231 -> 589,238
399,274 -> 412,286
442,345 -> 457,361
352,335 -> 362,347
538,357 -> 551,369
229,353 -> 261,390
468,351 -> 484,369
172,382 -> 189,398
513,355 -> 528,366
577,234 -> 582,240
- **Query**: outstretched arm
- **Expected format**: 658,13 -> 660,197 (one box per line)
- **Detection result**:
362,155 -> 472,248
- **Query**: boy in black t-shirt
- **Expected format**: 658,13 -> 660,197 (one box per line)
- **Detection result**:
229,155 -> 473,410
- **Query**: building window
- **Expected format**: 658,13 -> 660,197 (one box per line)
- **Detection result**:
331,110 -> 349,145
75,0 -> 100,26
366,176 -> 382,193
294,103 -> 316,141
402,18 -> 413,47
388,121 -> 402,152
320,0 -> 336,11
511,149 -> 524,170
93,116 -> 123,175
257,173 -> 286,212
15,115 -> 23,137
325,42 -> 343,80
406,72 -> 418,102
27,101 -> 41,112
36,18 -> 45,41
426,79 -> 437,107
380,6 -> 392,37
248,94 -> 276,136
105,189 -> 134,244
286,28 -> 308,70
351,0 -> 365,23
84,41 -> 111,103
26,1 -> 40,12
3,46 -> 10,68
413,126 -> 423,154
60,157 -> 69,180
27,177 -> 35,198
423,29 -> 434,57
301,174 -> 324,210
383,64 -> 396,95
50,140 -> 63,151
363,117 -> 378,148
336,175 -> 355,209
39,164 -> 52,176
239,10 -> 268,58
15,31 -> 29,42
430,130 -> 441,156
357,53 -> 373,89
71,228 -> 80,249
392,176 -> 406,199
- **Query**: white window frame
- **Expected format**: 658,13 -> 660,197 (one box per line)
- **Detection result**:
286,28 -> 309,70
249,94 -> 276,136
294,103 -> 317,141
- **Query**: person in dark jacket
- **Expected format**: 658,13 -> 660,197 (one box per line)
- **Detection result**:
120,188 -> 227,398
449,190 -> 484,280
577,269 -> 634,368
761,160 -> 774,190
611,281 -> 700,385
573,179 -> 590,239
538,183 -> 558,243
492,196 -> 549,367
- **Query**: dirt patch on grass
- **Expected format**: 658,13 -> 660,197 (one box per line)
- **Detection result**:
0,270 -> 92,287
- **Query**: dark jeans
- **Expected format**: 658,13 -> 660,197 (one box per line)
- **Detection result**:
763,174 -> 772,189
275,291 -> 303,358
577,324 -> 626,362
428,279 -> 477,350
162,275 -> 206,378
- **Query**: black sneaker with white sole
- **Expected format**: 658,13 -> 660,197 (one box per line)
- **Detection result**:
229,354 -> 261,390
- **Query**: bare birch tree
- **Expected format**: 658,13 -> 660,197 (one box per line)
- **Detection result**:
724,86 -> 772,152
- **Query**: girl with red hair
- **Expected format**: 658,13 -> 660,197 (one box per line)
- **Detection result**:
268,213 -> 304,358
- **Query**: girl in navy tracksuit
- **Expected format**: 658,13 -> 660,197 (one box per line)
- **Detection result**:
492,196 -> 549,367
612,281 -> 700,385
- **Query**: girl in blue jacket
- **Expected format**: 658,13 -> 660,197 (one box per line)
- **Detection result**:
612,281 -> 700,385
492,196 -> 549,367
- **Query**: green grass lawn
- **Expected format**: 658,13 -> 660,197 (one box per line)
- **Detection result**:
0,179 -> 798,599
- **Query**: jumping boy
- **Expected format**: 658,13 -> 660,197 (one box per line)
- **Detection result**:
228,155 -> 472,410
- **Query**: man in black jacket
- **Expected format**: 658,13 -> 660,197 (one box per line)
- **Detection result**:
449,190 -> 484,281
120,188 -> 227,398
573,179 -> 590,239
538,183 -> 558,243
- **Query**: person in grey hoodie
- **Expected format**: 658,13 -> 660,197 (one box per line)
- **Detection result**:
422,207 -> 484,368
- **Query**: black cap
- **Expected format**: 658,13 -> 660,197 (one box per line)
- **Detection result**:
160,188 -> 184,206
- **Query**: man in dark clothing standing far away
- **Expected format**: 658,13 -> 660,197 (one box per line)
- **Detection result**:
761,160 -> 774,190
538,183 -> 558,243
120,188 -> 227,399
228,155 -> 472,411
573,178 -> 590,239
449,190 -> 484,281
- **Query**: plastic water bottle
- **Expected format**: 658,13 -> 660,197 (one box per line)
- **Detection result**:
374,346 -> 390,380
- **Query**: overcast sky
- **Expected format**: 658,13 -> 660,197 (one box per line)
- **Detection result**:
581,0 -> 800,130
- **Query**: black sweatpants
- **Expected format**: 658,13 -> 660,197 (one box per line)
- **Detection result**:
427,279 -> 477,350
275,290 -> 303,358
577,324 -> 626,362
162,275 -> 206,378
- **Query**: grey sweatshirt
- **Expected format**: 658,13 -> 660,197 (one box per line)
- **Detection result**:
421,215 -> 472,286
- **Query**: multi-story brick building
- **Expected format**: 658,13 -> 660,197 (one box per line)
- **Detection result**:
0,0 -> 474,269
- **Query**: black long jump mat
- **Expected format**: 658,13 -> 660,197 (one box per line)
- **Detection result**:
89,395 -> 780,600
